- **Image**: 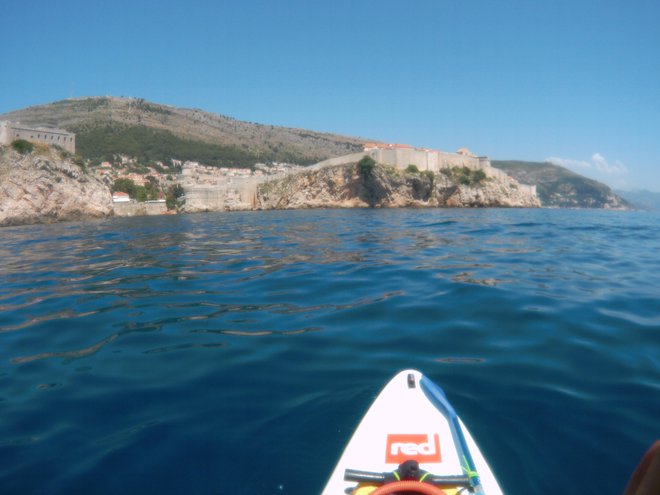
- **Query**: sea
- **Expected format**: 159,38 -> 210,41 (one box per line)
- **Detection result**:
0,208 -> 658,495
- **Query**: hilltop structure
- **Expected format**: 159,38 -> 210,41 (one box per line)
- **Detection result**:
0,121 -> 75,153
316,143 -> 487,172
308,143 -> 537,197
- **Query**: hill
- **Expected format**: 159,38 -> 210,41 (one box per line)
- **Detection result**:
0,97 -> 367,167
491,160 -> 629,209
0,97 -> 630,210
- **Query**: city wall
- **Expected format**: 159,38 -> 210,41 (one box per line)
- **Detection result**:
370,148 -> 484,172
183,176 -> 271,211
113,201 -> 168,217
307,152 -> 367,171
311,149 -> 485,172
179,147 -> 537,210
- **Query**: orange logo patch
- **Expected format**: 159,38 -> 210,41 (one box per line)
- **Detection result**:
385,433 -> 442,464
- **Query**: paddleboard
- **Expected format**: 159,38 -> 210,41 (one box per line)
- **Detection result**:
322,369 -> 503,494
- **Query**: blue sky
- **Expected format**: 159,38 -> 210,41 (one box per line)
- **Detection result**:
2,0 -> 659,191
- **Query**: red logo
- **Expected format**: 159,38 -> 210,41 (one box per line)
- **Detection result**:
385,433 -> 442,463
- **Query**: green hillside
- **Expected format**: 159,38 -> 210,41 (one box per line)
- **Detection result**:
492,160 -> 628,208
74,124 -> 318,168
0,96 -> 366,167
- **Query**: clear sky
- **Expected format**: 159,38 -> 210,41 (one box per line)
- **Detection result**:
2,0 -> 659,191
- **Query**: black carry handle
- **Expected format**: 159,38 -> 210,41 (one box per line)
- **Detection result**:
344,468 -> 472,488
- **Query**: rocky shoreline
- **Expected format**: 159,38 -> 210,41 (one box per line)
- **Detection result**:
0,146 -> 112,227
256,162 -> 540,210
1,146 -> 540,228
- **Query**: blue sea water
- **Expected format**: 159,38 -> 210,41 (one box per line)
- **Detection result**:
0,208 -> 658,495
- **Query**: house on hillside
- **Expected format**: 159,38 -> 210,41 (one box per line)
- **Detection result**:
112,192 -> 131,203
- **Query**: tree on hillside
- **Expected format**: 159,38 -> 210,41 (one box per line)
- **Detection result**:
166,184 -> 185,210
144,180 -> 160,201
112,178 -> 137,197
135,187 -> 148,202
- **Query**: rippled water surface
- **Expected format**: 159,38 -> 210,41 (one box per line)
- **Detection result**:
1,208 -> 658,494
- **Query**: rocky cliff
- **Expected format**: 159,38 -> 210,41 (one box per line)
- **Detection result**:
0,146 -> 112,227
257,163 -> 540,210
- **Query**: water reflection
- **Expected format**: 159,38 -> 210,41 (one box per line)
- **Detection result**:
3,209 -> 650,365
11,333 -> 120,364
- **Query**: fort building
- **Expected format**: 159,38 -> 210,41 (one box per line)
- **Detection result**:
0,121 -> 75,154
312,143 -> 489,173
309,143 -> 536,197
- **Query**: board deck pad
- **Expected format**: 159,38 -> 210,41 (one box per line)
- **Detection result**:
322,370 -> 503,494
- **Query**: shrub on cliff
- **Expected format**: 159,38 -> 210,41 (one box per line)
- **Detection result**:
358,155 -> 376,176
473,169 -> 487,183
441,167 -> 488,186
11,139 -> 34,155
406,164 -> 420,174
73,155 -> 88,171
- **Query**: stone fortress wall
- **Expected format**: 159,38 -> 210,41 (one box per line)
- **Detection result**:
179,162 -> 284,211
0,121 -> 76,154
113,201 -> 168,217
183,176 -> 268,211
312,144 -> 536,197
180,144 -> 537,211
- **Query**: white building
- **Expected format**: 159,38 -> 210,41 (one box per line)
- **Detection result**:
112,192 -> 131,203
